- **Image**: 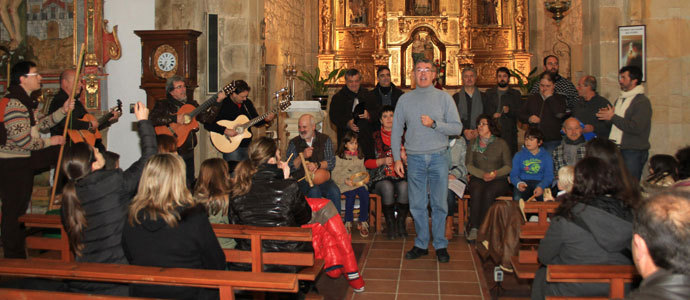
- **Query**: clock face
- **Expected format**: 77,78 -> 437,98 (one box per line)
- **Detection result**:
153,44 -> 179,78
157,52 -> 176,72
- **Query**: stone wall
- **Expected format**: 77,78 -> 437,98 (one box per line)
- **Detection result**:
532,0 -> 690,157
582,0 -> 690,157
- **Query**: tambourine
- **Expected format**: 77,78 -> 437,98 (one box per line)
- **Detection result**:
349,171 -> 370,188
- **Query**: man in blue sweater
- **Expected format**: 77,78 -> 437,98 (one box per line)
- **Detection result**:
392,58 -> 462,263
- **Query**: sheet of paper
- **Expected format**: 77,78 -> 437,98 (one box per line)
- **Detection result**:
448,179 -> 466,198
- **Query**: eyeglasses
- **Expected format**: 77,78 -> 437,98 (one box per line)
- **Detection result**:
416,68 -> 432,73
174,85 -> 186,90
478,122 -> 489,127
24,73 -> 40,77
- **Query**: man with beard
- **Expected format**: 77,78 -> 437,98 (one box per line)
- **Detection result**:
286,114 -> 341,213
484,67 -> 521,155
329,68 -> 379,154
530,55 -> 579,110
49,69 -> 121,152
596,65 -> 651,180
371,66 -> 404,109
392,58 -> 462,263
151,75 -> 227,187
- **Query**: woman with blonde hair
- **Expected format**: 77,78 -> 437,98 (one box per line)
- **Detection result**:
123,153 -> 225,300
229,136 -> 311,273
59,102 -> 155,296
194,158 -> 236,248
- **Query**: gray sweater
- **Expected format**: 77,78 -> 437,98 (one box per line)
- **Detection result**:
392,86 -> 462,160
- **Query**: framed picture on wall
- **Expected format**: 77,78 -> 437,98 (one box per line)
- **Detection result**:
618,25 -> 646,82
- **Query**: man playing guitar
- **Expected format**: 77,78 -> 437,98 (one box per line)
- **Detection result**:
150,75 -> 227,187
204,80 -> 274,172
49,69 -> 121,152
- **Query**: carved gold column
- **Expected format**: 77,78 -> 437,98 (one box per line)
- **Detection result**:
372,0 -> 389,66
320,0 -> 333,54
456,0 -> 474,67
515,0 -> 527,51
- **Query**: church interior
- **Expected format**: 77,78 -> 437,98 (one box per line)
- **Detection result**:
0,0 -> 688,299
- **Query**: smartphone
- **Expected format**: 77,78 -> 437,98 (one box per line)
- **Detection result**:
130,103 -> 135,114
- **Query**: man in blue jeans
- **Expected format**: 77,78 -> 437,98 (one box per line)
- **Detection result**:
596,65 -> 651,180
391,58 -> 462,263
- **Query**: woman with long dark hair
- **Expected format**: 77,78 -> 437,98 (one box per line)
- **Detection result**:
59,102 -> 155,295
531,156 -> 637,299
228,136 -> 312,273
641,154 -> 678,198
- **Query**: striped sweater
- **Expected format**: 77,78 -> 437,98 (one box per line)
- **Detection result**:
1,98 -> 65,158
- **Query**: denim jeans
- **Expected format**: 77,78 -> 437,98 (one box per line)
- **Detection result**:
298,179 -> 342,214
513,180 -> 544,202
620,149 -> 648,181
407,150 -> 449,250
342,186 -> 369,222
222,147 -> 248,162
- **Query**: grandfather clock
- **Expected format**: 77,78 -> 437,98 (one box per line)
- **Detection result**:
134,30 -> 202,108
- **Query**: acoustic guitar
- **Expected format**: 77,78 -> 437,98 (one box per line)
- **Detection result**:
154,82 -> 236,148
67,99 -> 122,146
210,99 -> 292,153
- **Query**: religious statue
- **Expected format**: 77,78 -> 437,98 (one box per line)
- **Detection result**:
321,0 -> 332,52
0,0 -> 23,50
414,0 -> 431,16
411,33 -> 433,63
482,0 -> 498,25
349,0 -> 367,26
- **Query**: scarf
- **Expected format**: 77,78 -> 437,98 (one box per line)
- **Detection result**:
345,150 -> 358,157
564,134 -> 585,145
609,85 -> 644,144
472,135 -> 495,154
380,128 -> 391,146
6,85 -> 37,126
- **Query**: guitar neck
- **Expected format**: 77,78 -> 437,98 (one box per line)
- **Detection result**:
188,95 -> 220,118
246,107 -> 280,127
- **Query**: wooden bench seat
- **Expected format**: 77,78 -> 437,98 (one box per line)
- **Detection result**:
546,264 -> 639,299
0,258 -> 299,300
19,214 -> 72,262
212,224 -> 325,281
510,255 -> 540,279
0,288 -> 151,299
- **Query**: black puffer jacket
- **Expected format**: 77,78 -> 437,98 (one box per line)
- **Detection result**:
228,163 -> 312,272
123,205 -> 226,300
61,120 -> 157,295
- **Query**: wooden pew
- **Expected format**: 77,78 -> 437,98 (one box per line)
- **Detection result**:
212,224 -> 325,282
339,193 -> 382,234
546,264 -> 639,299
0,288 -> 151,299
18,214 -> 72,262
0,258 -> 299,300
512,201 -> 560,279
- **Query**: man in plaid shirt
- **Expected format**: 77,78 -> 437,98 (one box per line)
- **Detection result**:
552,117 -> 586,185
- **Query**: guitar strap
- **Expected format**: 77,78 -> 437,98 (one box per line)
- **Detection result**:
165,124 -> 179,138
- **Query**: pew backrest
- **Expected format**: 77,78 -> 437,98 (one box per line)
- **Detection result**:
0,258 -> 299,300
546,264 -> 639,299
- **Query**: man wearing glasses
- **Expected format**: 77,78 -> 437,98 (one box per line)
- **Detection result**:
0,61 -> 75,258
391,58 -> 462,263
150,75 -> 227,187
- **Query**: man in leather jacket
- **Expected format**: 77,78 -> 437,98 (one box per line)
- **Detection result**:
627,189 -> 690,300
149,75 -> 226,187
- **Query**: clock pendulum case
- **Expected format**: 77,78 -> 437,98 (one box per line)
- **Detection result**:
135,30 -> 201,108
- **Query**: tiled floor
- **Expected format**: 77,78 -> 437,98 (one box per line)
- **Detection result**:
349,231 -> 487,300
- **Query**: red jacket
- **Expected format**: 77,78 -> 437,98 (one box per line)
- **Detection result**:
301,198 -> 364,291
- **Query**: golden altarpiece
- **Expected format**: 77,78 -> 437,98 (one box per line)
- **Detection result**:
318,0 -> 531,87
